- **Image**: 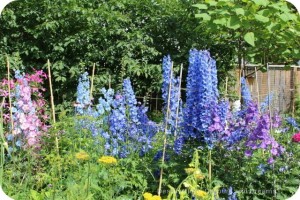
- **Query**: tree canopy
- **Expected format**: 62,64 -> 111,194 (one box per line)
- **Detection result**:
0,0 -> 299,108
194,0 -> 300,66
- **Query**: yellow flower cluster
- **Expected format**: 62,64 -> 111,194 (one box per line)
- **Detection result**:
143,192 -> 161,200
193,169 -> 205,180
194,190 -> 207,198
98,156 -> 117,164
75,151 -> 90,161
184,167 -> 196,174
184,167 -> 205,180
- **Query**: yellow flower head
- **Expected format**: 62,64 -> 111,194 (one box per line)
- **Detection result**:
142,192 -> 161,200
75,151 -> 90,161
194,174 -> 205,180
151,195 -> 162,200
194,190 -> 207,198
98,156 -> 117,165
194,169 -> 205,180
184,167 -> 196,174
143,192 -> 153,200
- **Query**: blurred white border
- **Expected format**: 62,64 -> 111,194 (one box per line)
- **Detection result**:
0,0 -> 15,15
286,0 -> 300,13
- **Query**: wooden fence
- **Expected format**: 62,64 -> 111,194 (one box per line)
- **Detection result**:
242,65 -> 300,113
137,65 -> 300,114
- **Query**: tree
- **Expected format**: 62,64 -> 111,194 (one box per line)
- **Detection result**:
0,0 -> 247,108
194,0 -> 300,67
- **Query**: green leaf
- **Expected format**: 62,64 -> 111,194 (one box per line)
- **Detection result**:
293,49 -> 300,56
252,0 -> 269,7
254,14 -> 269,23
30,190 -> 43,200
226,16 -> 241,30
216,1 -> 227,6
195,13 -> 211,21
266,23 -> 281,32
244,32 -> 255,46
235,8 -> 245,16
207,0 -> 217,6
193,4 -> 208,9
253,196 -> 263,200
213,18 -> 227,25
279,13 -> 295,22
257,9 -> 271,17
269,2 -> 282,10
286,186 -> 297,193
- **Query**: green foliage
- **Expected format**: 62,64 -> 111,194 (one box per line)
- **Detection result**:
0,0 -> 210,106
213,128 -> 300,200
149,110 -> 164,123
0,113 -> 151,199
166,149 -> 223,200
194,0 -> 300,64
0,0 -> 243,111
1,90 -> 300,200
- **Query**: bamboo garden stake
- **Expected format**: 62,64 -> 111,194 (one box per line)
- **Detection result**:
158,62 -> 174,196
47,60 -> 56,123
267,63 -> 272,130
255,67 -> 260,113
174,64 -> 183,138
109,75 -> 111,89
47,60 -> 59,153
90,63 -> 96,100
6,56 -> 14,135
0,98 -> 6,187
225,76 -> 228,98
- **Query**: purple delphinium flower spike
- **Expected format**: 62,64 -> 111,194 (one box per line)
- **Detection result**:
245,112 -> 285,163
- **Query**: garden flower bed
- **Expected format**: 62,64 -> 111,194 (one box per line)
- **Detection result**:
0,49 -> 299,200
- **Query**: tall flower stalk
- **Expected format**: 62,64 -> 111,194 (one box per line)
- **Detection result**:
183,49 -> 225,149
75,72 -> 93,116
75,73 -> 157,158
162,55 -> 182,135
158,60 -> 174,196
0,69 -> 49,150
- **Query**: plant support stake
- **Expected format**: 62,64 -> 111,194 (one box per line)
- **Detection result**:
47,60 -> 59,153
6,56 -> 14,135
158,62 -> 174,196
174,64 -> 183,138
90,63 -> 96,99
255,67 -> 260,113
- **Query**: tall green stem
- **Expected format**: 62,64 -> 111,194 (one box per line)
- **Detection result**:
209,150 -> 212,199
86,162 -> 90,197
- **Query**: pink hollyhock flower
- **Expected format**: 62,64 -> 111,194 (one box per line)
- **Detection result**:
292,132 -> 300,143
